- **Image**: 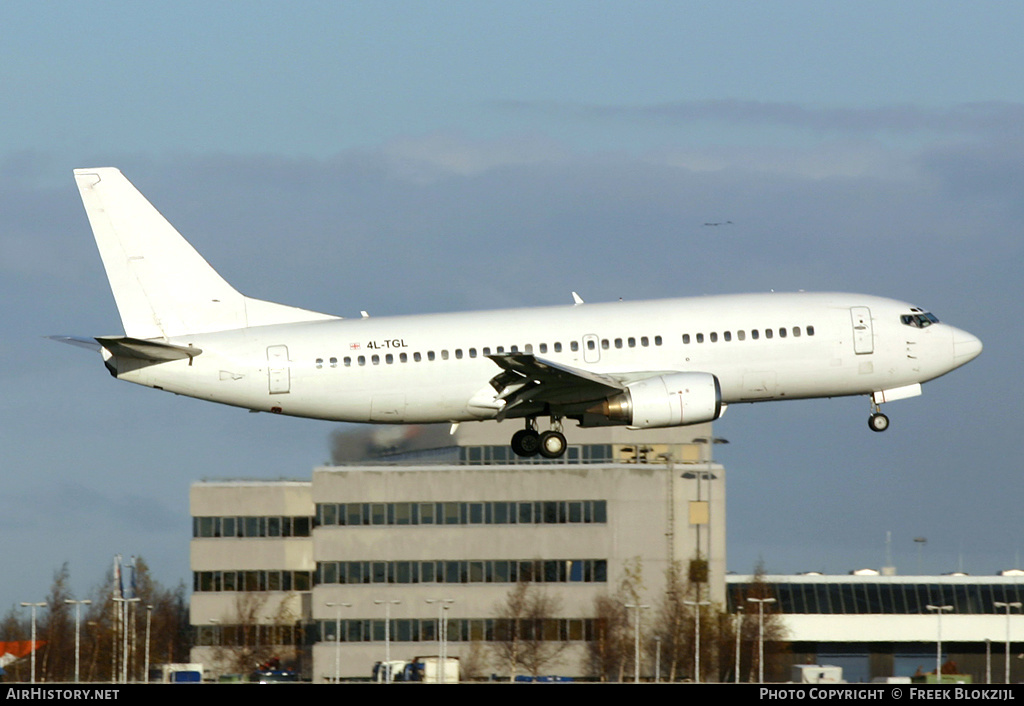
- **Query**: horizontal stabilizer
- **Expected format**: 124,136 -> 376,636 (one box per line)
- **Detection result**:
95,336 -> 202,362
47,335 -> 102,353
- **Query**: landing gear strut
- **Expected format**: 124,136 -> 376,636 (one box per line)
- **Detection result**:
868,400 -> 890,433
510,418 -> 568,458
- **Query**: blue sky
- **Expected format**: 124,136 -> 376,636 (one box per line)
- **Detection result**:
2,2 -> 1022,610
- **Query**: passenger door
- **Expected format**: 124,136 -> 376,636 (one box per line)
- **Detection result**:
850,307 -> 874,355
267,345 -> 291,394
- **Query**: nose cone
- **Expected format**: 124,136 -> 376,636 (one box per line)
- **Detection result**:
952,327 -> 983,364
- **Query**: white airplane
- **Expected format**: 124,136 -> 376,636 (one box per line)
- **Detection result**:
57,168 -> 982,459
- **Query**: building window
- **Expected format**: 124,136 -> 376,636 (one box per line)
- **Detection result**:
314,558 -> 608,586
313,500 -> 607,528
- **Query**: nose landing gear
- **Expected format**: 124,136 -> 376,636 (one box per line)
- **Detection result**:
868,400 -> 890,432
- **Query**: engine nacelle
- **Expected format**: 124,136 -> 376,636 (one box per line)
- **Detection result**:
597,372 -> 722,428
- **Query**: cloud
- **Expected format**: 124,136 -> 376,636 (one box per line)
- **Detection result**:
496,98 -> 1024,138
378,131 -> 572,181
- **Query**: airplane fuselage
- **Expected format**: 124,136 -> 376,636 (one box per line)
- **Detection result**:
106,291 -> 979,426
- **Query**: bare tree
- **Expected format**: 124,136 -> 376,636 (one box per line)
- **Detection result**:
37,563 -> 74,682
458,639 -> 489,682
585,592 -> 629,681
585,557 -> 644,681
491,580 -> 568,679
211,591 -> 300,676
651,558 -> 738,682
651,560 -> 690,681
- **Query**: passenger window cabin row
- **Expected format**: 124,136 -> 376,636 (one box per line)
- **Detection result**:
314,335 -> 665,369
312,326 -> 815,368
682,325 -> 815,344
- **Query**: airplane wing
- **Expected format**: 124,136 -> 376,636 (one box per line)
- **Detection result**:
486,353 -> 626,420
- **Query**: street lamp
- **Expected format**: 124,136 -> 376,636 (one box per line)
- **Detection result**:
325,601 -> 351,683
64,599 -> 92,683
690,436 -> 728,563
746,597 -> 776,683
144,604 -> 153,684
654,635 -> 661,683
986,638 -> 992,684
684,600 -> 711,683
734,606 -> 744,683
19,602 -> 46,684
926,604 -> 953,683
425,599 -> 454,683
374,599 -> 402,682
993,601 -> 1021,684
624,603 -> 649,683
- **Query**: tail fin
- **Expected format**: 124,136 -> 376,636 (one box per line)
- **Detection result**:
73,168 -> 338,339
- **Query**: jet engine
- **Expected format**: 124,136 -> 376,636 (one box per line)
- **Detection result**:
593,372 -> 722,428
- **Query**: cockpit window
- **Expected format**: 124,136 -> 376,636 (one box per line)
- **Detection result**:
900,312 -> 939,328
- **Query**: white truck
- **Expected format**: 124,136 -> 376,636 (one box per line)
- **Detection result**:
374,656 -> 460,683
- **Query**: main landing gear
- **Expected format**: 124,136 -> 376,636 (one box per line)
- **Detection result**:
510,418 -> 568,459
868,400 -> 890,433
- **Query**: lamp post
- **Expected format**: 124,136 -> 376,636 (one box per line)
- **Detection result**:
325,601 -> 351,683
684,600 -> 711,682
86,620 -> 99,681
986,639 -> 992,684
624,603 -> 649,683
64,599 -> 92,683
691,436 -> 727,562
144,604 -> 153,684
993,601 -> 1021,683
426,599 -> 454,683
734,606 -> 744,683
926,604 -> 953,683
654,635 -> 661,683
112,597 -> 126,682
747,597 -> 776,683
374,599 -> 401,682
19,602 -> 46,684
657,452 -> 676,568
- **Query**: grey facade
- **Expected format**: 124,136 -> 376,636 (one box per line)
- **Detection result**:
190,421 -> 726,681
190,481 -> 315,677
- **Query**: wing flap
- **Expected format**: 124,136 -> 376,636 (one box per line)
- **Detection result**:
486,353 -> 624,419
